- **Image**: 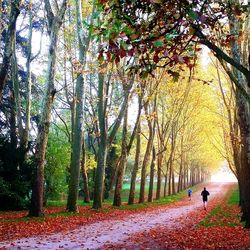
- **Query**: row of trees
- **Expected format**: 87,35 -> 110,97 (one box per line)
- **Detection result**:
96,0 -> 250,224
0,0 -> 249,226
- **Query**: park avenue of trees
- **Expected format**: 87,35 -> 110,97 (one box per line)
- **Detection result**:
0,0 -> 250,227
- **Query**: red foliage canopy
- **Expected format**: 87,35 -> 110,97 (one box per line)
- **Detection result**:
95,0 -> 249,81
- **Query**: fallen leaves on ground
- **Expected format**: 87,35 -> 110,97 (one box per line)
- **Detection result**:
102,185 -> 250,250
0,199 -> 191,242
112,226 -> 250,250
1,183 -> 247,250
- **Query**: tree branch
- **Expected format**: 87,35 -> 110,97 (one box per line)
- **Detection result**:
193,25 -> 250,85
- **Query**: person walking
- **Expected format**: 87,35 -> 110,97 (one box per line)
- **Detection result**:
188,188 -> 192,201
201,187 -> 210,210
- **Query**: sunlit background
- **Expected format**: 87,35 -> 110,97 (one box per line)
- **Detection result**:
211,162 -> 237,182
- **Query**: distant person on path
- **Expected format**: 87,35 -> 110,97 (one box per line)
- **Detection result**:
188,188 -> 192,201
201,187 -> 210,210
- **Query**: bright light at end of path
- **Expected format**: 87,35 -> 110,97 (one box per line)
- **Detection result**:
211,171 -> 237,182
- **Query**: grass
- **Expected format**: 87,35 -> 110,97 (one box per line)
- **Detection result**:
46,183 -> 193,213
228,188 -> 239,205
117,188 -> 191,211
47,211 -> 93,218
46,200 -> 90,207
199,186 -> 242,227
105,182 -> 153,203
46,182 -> 174,207
45,182 -> 145,207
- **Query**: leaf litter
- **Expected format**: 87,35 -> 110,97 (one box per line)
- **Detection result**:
1,183 -> 248,250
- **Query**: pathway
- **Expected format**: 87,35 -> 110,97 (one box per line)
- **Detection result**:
0,182 -> 230,250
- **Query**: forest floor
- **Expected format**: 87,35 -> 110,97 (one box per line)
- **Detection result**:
1,182 -> 250,249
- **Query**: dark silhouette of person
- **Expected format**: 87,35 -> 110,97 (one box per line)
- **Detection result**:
201,187 -> 210,210
188,188 -> 192,201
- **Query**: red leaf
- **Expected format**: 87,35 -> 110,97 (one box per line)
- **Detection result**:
107,52 -> 111,62
118,49 -> 126,58
128,48 -> 134,57
153,53 -> 160,63
115,55 -> 120,64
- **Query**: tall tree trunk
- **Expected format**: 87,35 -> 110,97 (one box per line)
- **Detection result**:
237,95 -> 250,226
148,146 -> 156,202
163,174 -> 168,197
226,6 -> 250,227
168,162 -> 172,196
183,164 -> 187,189
29,0 -> 67,217
9,87 -> 17,149
105,152 -> 120,199
93,73 -> 107,209
66,0 -> 87,212
67,0 -> 94,211
177,135 -> 184,192
139,144 -> 153,203
128,120 -> 141,205
0,0 -> 20,102
81,136 -> 90,203
177,132 -> 184,192
23,6 -> 34,154
113,105 -> 128,206
12,43 -> 24,145
93,77 -> 132,209
156,152 -> 163,200
66,70 -> 84,211
177,164 -> 183,192
139,97 -> 157,203
109,93 -> 142,198
168,126 -> 176,195
172,162 -> 176,195
164,157 -> 170,197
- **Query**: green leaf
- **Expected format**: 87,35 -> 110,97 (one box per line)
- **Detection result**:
122,25 -> 135,35
187,9 -> 199,20
103,29 -> 112,39
172,72 -> 180,82
120,41 -> 129,50
112,21 -> 122,33
149,33 -> 156,39
165,33 -> 178,41
154,40 -> 164,48
124,14 -> 134,25
140,71 -> 148,79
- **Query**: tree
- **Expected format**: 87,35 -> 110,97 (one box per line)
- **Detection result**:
111,75 -> 144,205
128,119 -> 141,205
22,1 -> 42,156
113,103 -> 128,206
67,0 -> 93,212
148,146 -> 156,202
226,1 -> 250,227
139,88 -> 157,203
81,136 -> 91,203
0,0 -> 21,102
29,0 -> 67,217
93,69 -> 133,209
0,0 -> 45,211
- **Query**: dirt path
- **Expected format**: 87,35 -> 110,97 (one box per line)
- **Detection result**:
1,182 -> 232,250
